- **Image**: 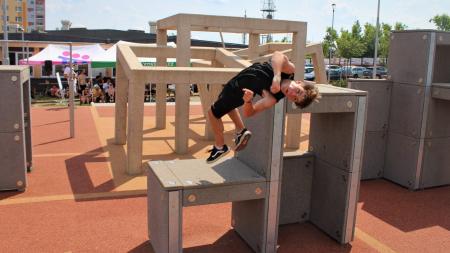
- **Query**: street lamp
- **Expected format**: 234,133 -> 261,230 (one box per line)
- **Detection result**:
17,25 -> 25,64
373,0 -> 381,79
328,3 -> 336,83
6,24 -> 25,64
2,0 -> 9,65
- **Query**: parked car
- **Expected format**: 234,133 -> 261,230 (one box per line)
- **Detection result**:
363,66 -> 388,79
341,66 -> 366,78
305,66 -> 315,81
326,65 -> 342,80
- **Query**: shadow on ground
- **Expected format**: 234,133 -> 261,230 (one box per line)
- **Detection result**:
359,179 -> 450,232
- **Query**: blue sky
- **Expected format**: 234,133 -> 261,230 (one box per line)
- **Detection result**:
46,0 -> 448,43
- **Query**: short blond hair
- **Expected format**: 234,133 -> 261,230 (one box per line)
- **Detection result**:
295,82 -> 320,109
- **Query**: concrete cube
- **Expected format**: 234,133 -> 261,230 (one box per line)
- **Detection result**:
388,31 -> 432,85
388,83 -> 425,138
348,79 -> 392,132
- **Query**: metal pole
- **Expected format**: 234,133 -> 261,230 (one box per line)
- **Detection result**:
21,28 -> 24,61
26,41 -> 29,65
328,3 -> 336,83
373,0 -> 381,79
2,0 -> 9,65
69,43 -> 75,138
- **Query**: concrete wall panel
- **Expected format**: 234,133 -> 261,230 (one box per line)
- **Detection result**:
384,132 -> 419,189
0,73 -> 24,132
388,83 -> 425,138
147,169 -> 170,253
279,153 -> 314,225
433,45 -> 450,83
309,113 -> 355,172
232,199 -> 267,253
237,97 -> 274,177
309,159 -> 350,243
426,99 -> 450,138
388,31 -> 431,85
361,131 -> 387,180
348,80 -> 392,132
183,182 -> 266,206
437,32 -> 450,45
421,137 -> 450,188
0,132 -> 27,191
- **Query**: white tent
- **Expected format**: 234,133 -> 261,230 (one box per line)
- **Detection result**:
19,44 -> 108,65
91,41 -> 177,68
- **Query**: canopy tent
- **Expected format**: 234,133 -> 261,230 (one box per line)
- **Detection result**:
19,44 -> 107,65
19,41 -> 187,68
91,41 -> 177,68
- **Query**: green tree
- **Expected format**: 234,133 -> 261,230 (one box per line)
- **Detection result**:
351,20 -> 365,58
379,23 -> 392,63
323,27 -> 338,57
336,29 -> 365,61
362,23 -> 376,57
394,22 -> 408,30
430,14 -> 450,31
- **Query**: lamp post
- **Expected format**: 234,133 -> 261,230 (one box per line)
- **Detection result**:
18,25 -> 24,61
373,0 -> 381,79
2,0 -> 9,65
11,24 -> 24,63
327,3 -> 336,83
6,24 -> 24,64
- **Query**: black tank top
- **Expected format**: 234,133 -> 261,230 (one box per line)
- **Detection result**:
230,62 -> 294,102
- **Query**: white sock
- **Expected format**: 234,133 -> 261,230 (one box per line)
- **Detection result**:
215,145 -> 223,150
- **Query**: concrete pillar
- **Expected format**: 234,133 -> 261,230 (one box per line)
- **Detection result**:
285,31 -> 306,149
199,60 -> 223,140
175,23 -> 191,154
105,67 -> 113,78
248,33 -> 260,60
114,60 -> 128,145
197,83 -> 214,140
311,48 -> 327,84
33,48 -> 42,77
156,29 -> 168,129
126,76 -> 145,175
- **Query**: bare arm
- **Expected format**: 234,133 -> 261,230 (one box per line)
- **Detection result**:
242,89 -> 277,117
270,51 -> 296,93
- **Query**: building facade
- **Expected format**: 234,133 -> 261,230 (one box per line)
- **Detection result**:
1,0 -> 45,32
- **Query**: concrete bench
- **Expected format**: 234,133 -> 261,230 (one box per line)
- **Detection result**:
147,158 -> 268,253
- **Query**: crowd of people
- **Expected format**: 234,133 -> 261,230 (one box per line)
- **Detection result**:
49,66 -> 115,105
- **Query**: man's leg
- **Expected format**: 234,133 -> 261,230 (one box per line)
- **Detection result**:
227,108 -> 245,132
208,109 -> 225,147
227,108 -> 252,151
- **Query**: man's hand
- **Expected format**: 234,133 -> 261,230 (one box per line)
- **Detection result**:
242,88 -> 254,103
270,74 -> 281,93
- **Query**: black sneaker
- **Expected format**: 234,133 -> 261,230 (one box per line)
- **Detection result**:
206,145 -> 230,163
234,128 -> 252,151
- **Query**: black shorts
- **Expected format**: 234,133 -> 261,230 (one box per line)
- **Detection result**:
211,80 -> 244,119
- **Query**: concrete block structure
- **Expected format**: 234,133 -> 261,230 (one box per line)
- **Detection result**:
147,99 -> 285,253
283,84 -> 367,243
348,80 -> 391,179
349,30 -> 450,190
147,84 -> 367,252
114,13 -> 327,175
0,66 -> 31,191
